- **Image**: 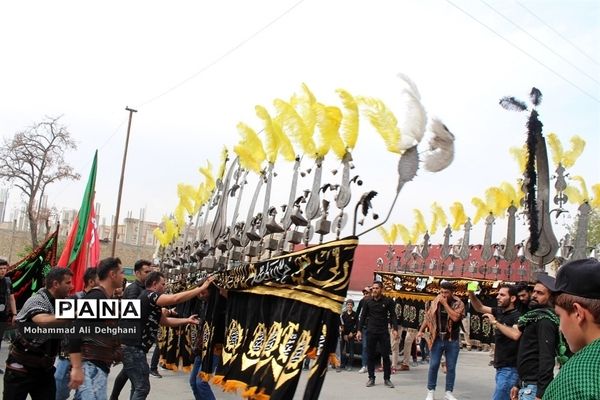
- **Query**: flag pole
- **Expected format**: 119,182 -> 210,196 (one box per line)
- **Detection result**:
112,107 -> 137,257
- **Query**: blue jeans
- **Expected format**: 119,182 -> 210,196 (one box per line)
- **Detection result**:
122,346 -> 151,400
76,361 -> 108,400
518,384 -> 537,400
190,356 -> 216,400
427,338 -> 460,392
361,328 -> 368,367
55,357 -> 81,400
493,367 -> 519,400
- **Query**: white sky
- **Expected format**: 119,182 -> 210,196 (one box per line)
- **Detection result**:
1,0 -> 599,246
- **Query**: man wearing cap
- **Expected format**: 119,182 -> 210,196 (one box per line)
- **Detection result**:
542,258 -> 600,399
339,299 -> 358,371
485,275 -> 559,400
417,280 -> 465,400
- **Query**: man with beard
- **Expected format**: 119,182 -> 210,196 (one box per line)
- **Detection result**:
417,281 -> 465,400
485,277 -> 559,400
3,268 -> 73,399
515,282 -> 532,313
356,281 -> 398,388
470,284 -> 521,400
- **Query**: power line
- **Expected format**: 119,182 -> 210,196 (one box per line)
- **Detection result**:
136,0 -> 306,109
515,0 -> 600,67
480,0 -> 599,86
445,0 -> 600,103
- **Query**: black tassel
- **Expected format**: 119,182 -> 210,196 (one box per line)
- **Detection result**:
529,87 -> 543,107
499,97 -> 528,112
360,191 -> 378,216
525,109 -> 543,254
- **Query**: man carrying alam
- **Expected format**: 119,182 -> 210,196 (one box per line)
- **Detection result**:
469,284 -> 521,400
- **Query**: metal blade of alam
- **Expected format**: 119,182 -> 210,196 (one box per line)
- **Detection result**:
280,157 -> 301,231
571,202 -> 592,261
258,162 -> 275,238
227,168 -> 249,249
333,153 -> 351,239
208,156 -> 235,249
241,170 -> 266,248
481,214 -> 495,262
304,157 -> 324,221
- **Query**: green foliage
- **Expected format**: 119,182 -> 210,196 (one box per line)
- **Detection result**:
567,209 -> 600,249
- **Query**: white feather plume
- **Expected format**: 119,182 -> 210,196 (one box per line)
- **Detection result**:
397,90 -> 427,147
396,73 -> 422,100
421,117 -> 455,172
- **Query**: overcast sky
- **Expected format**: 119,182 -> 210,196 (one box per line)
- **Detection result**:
1,0 -> 598,246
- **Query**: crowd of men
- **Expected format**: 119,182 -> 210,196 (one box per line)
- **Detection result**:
338,258 -> 600,400
1,256 -> 599,399
1,257 -> 214,400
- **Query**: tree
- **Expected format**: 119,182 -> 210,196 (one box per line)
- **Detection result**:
567,208 -> 600,252
0,116 -> 80,247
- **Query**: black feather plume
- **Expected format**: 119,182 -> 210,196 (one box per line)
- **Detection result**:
529,87 -> 542,107
499,97 -> 528,112
361,191 -> 378,216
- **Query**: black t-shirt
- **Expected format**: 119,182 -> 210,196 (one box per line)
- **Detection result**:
491,307 -> 521,368
121,289 -> 162,352
123,280 -> 145,300
438,301 -> 460,341
340,310 -> 358,335
0,277 -> 12,319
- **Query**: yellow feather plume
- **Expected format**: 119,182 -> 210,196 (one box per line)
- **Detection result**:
509,146 -> 527,173
412,209 -> 427,237
430,202 -> 447,235
450,202 -> 468,231
562,135 -> 586,168
500,181 -> 521,208
233,122 -> 266,173
485,186 -> 511,217
274,99 -> 317,157
471,197 -> 489,225
547,132 -> 563,167
395,223 -> 411,244
336,88 -> 359,150
357,96 -> 402,154
153,226 -> 167,247
217,147 -> 228,180
571,175 -> 589,201
177,183 -> 196,215
198,161 -> 216,193
314,104 -> 345,159
290,83 -> 317,138
590,184 -> 600,209
564,185 -> 584,205
271,113 -> 296,161
196,182 -> 212,208
377,225 -> 398,245
255,105 -> 280,164
174,204 -> 186,228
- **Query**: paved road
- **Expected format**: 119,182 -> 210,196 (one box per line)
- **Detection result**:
0,343 -> 496,399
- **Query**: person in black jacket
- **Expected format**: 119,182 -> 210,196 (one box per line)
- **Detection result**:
356,281 -> 398,388
339,299 -> 358,371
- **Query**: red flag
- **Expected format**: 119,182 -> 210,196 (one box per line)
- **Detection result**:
57,151 -> 99,293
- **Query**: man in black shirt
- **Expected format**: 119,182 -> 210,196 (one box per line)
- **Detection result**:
120,271 -> 214,400
357,281 -> 398,388
487,278 -> 558,400
3,267 -> 73,400
470,284 -> 521,400
339,299 -> 358,371
109,260 -> 153,400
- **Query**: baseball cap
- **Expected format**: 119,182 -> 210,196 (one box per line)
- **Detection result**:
536,273 -> 556,292
553,258 -> 600,299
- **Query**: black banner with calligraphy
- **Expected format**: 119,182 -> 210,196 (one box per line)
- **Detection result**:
201,237 -> 357,400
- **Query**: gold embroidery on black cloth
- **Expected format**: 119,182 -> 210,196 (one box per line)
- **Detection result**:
255,322 -> 283,372
275,329 -> 311,389
222,319 -> 244,366
241,323 -> 267,372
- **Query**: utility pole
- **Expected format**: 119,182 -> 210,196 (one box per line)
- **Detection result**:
111,106 -> 137,257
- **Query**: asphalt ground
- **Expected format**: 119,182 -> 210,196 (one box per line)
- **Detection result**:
0,342 -> 496,400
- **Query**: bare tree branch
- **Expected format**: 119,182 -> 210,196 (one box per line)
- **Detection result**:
0,115 -> 80,247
